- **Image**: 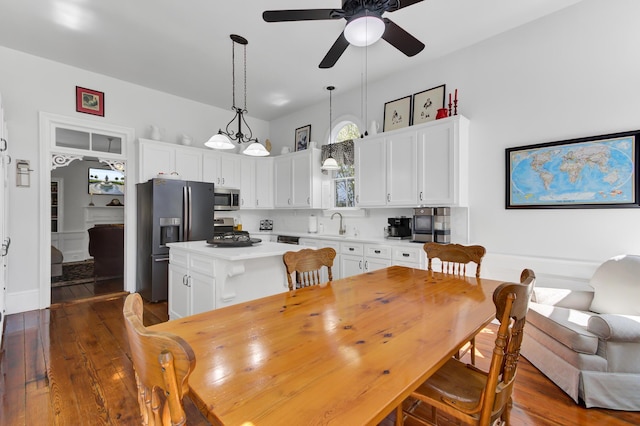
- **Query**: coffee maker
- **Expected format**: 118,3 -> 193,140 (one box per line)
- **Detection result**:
386,217 -> 412,239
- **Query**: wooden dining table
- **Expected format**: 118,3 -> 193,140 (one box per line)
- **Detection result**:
149,265 -> 505,425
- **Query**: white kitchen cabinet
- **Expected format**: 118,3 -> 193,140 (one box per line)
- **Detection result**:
202,151 -> 241,188
417,116 -> 469,206
340,242 -> 391,278
138,138 -> 202,183
274,148 -> 321,208
168,249 -> 215,320
299,238 -> 341,280
255,158 -> 274,209
355,132 -> 417,207
240,157 -> 256,208
391,245 -> 425,269
355,116 -> 468,207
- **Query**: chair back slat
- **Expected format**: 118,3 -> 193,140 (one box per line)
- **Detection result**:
424,242 -> 486,278
283,247 -> 337,290
123,293 -> 196,425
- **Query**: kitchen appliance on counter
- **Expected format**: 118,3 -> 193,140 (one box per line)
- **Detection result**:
433,207 -> 451,243
214,187 -> 240,211
277,235 -> 300,245
412,208 -> 434,243
137,178 -> 215,302
386,217 -> 412,240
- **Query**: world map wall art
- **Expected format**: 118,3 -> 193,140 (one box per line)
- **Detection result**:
506,130 -> 640,209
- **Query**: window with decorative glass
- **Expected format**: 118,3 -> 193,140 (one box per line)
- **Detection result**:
332,123 -> 358,208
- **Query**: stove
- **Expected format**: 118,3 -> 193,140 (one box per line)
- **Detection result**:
206,230 -> 262,247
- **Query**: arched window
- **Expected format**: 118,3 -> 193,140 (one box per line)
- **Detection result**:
332,122 -> 358,208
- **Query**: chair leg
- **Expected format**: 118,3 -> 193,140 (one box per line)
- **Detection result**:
396,404 -> 404,426
470,337 -> 476,365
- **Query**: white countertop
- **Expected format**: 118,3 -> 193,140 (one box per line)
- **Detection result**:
250,230 -> 424,248
167,240 -> 302,261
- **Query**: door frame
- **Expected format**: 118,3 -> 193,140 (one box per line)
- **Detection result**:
39,112 -> 136,308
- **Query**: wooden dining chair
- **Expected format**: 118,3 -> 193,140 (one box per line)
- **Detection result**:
424,242 -> 487,364
396,269 -> 536,426
123,293 -> 207,426
283,247 -> 336,291
423,242 -> 486,278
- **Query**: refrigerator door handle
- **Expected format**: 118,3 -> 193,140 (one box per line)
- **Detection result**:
183,186 -> 190,240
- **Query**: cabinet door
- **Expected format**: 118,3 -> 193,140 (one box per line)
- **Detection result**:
139,142 -> 174,183
355,137 -> 387,207
341,254 -> 364,278
291,153 -> 311,207
190,270 -> 215,315
175,147 -> 202,181
202,152 -> 221,184
387,132 -> 418,206
274,156 -> 292,207
168,264 -> 189,320
255,158 -> 274,209
219,153 -> 241,188
364,258 -> 391,273
417,122 -> 455,205
240,157 -> 256,209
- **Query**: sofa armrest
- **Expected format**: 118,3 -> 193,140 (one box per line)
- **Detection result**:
531,284 -> 594,310
588,314 -> 640,342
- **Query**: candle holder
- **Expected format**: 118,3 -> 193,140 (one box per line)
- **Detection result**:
448,100 -> 453,117
454,99 -> 458,116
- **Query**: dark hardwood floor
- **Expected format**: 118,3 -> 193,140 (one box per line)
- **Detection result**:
1,294 -> 639,425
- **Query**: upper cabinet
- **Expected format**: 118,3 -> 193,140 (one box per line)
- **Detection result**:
239,157 -> 275,210
355,116 -> 468,208
203,151 -> 241,188
274,148 -> 322,208
355,132 -> 418,207
138,139 -> 202,183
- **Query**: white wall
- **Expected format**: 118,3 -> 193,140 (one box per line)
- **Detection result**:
270,0 -> 640,265
0,45 -> 269,309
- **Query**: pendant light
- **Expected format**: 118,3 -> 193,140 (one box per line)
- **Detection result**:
205,34 -> 269,156
322,86 -> 339,171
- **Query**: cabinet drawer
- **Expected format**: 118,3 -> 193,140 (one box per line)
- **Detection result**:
341,243 -> 364,256
392,246 -> 423,263
365,244 -> 391,260
316,239 -> 341,251
169,250 -> 188,267
189,253 -> 215,277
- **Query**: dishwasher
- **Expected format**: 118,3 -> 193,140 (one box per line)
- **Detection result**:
277,235 -> 300,245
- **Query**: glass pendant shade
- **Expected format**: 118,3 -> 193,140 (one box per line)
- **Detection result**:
243,142 -> 270,157
344,16 -> 385,47
321,156 -> 340,171
205,132 -> 234,150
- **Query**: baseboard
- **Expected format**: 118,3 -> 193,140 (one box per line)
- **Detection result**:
5,289 -> 40,315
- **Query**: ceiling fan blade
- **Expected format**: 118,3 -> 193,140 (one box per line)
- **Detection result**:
319,32 -> 350,69
388,0 -> 424,11
263,9 -> 340,22
381,18 -> 425,57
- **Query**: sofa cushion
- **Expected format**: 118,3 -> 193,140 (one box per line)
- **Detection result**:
588,314 -> 640,342
527,302 -> 599,354
589,254 -> 640,315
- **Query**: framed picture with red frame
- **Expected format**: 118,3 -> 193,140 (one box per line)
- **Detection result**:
76,86 -> 104,116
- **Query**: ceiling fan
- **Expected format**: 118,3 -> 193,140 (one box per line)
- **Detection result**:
263,0 -> 425,68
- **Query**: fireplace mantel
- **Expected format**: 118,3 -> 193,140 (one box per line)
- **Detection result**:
85,206 -> 124,229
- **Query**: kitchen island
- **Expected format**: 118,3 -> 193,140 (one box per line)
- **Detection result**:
166,241 -> 302,320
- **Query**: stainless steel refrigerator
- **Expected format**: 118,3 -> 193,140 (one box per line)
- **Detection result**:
136,178 -> 214,302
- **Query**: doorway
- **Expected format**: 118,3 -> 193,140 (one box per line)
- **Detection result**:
39,112 -> 135,309
50,157 -> 126,304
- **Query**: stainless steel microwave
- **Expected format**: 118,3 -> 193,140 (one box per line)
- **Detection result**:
214,187 -> 240,211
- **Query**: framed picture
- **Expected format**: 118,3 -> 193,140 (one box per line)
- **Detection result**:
76,86 -> 104,116
412,84 -> 446,125
383,95 -> 412,132
506,130 -> 640,209
295,124 -> 311,151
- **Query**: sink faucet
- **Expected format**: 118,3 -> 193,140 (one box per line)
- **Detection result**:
331,212 -> 346,235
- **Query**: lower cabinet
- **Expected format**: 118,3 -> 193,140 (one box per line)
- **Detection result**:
340,243 -> 391,278
168,249 -> 215,320
391,245 -> 425,269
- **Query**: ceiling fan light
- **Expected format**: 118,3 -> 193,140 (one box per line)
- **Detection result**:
344,16 -> 385,47
321,156 -> 340,171
243,142 -> 270,157
205,133 -> 235,150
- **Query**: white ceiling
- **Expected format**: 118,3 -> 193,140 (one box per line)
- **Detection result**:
0,0 -> 583,121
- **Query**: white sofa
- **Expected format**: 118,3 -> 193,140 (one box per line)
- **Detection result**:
521,254 -> 640,410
